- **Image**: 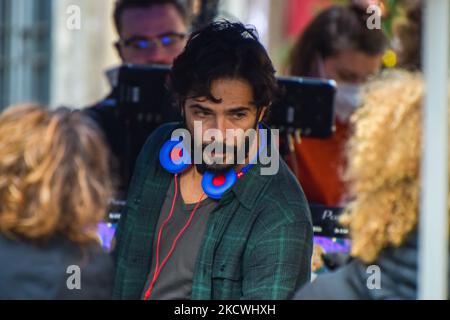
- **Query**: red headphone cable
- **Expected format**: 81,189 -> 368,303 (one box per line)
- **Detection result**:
143,174 -> 205,300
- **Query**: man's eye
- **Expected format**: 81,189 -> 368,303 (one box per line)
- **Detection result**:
195,111 -> 210,117
232,113 -> 246,119
160,36 -> 174,46
130,40 -> 150,49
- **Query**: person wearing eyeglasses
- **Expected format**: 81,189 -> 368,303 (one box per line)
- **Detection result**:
115,32 -> 187,65
113,0 -> 188,65
85,0 -> 190,201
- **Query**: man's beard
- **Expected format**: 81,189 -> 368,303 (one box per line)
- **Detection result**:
195,139 -> 249,174
182,126 -> 252,175
182,113 -> 260,175
193,139 -> 252,175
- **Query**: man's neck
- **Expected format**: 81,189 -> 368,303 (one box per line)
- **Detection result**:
179,166 -> 205,204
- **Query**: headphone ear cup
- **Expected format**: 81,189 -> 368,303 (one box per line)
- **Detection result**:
159,140 -> 191,174
201,168 -> 237,200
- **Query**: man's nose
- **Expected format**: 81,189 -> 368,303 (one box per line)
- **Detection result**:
144,46 -> 173,65
213,119 -> 228,137
210,120 -> 231,147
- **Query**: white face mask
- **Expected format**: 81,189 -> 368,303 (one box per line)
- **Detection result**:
334,83 -> 361,123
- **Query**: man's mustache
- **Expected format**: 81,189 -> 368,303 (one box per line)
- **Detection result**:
200,142 -> 238,155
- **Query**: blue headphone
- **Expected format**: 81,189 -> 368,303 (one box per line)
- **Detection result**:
159,124 -> 267,199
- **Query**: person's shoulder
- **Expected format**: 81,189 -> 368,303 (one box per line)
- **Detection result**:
271,159 -> 306,198
260,159 -> 311,225
0,234 -> 114,299
293,260 -> 366,300
57,241 -> 114,300
62,241 -> 113,275
0,234 -> 63,299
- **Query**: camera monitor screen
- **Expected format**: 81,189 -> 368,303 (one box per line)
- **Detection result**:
310,205 -> 351,276
269,76 -> 336,139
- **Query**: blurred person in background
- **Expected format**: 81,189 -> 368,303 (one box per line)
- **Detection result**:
287,3 -> 388,206
86,0 -> 190,199
113,0 -> 189,65
393,0 -> 422,71
295,70 -> 450,299
0,105 -> 114,299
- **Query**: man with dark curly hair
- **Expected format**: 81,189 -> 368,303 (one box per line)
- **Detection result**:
113,20 -> 313,300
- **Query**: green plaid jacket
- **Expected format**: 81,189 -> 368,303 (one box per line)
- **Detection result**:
113,122 -> 313,300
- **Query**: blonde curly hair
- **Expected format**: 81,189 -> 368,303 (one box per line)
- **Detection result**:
340,70 -> 449,263
0,104 -> 113,244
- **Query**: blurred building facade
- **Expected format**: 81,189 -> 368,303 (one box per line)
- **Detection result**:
0,0 -> 53,110
1,0 -> 120,111
51,0 -> 119,109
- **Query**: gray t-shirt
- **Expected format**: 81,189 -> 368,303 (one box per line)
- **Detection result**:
141,176 -> 218,300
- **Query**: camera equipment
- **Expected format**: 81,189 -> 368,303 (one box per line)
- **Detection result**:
269,76 -> 337,139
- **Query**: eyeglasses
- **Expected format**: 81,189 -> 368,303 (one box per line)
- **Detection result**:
117,32 -> 187,51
